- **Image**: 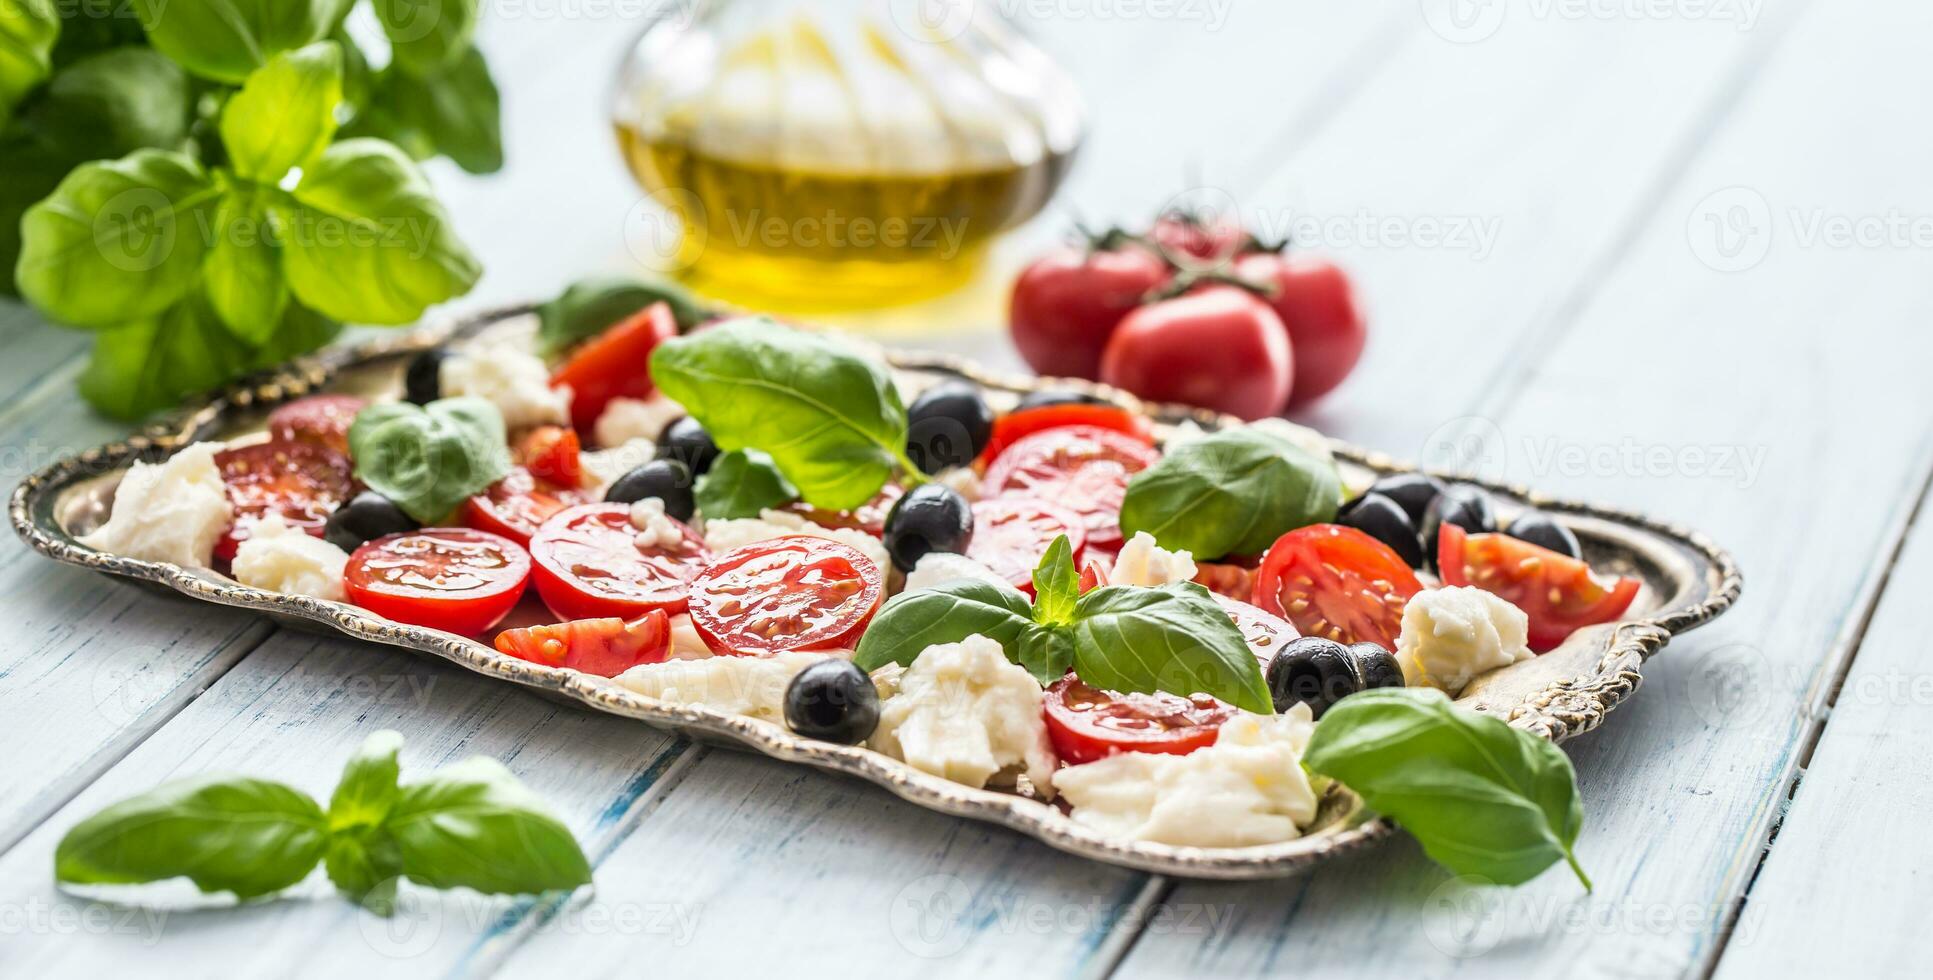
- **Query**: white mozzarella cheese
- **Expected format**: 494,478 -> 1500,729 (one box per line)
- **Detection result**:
79,442 -> 233,568
1395,586 -> 1533,695
615,651 -> 830,723
440,340 -> 571,429
869,634 -> 1058,794
902,552 -> 1008,594
593,395 -> 685,448
231,513 -> 349,601
1107,531 -> 1198,588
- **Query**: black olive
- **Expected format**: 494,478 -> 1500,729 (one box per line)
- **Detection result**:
1337,492 -> 1424,568
1422,483 -> 1498,569
1349,642 -> 1406,691
655,417 -> 720,476
784,660 -> 881,744
1266,637 -> 1363,718
1506,510 -> 1583,560
605,459 -> 695,521
403,348 -> 448,405
1366,472 -> 1447,526
324,491 -> 419,553
881,484 -> 973,573
906,382 -> 994,473
1016,389 -> 1111,411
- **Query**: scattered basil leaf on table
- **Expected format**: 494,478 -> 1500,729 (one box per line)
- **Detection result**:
20,46 -> 191,160
348,397 -> 511,523
55,775 -> 329,900
696,448 -> 799,520
854,580 -> 1038,672
1121,428 -> 1342,560
382,756 -> 592,896
1304,688 -> 1592,889
133,0 -> 337,84
1071,582 -> 1274,715
0,0 -> 58,123
219,41 -> 342,183
537,275 -> 711,354
373,0 -> 479,75
1030,534 -> 1079,627
651,317 -> 926,510
329,729 -> 404,831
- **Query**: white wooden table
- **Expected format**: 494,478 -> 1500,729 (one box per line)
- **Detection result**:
3,2 -> 1930,976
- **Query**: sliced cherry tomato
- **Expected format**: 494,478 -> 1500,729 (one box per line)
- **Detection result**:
1077,558 -> 1111,593
688,536 -> 883,655
984,425 -> 1159,552
1215,593 -> 1299,666
779,483 -> 904,538
1192,560 -> 1258,601
345,529 -> 531,635
214,440 -> 355,562
1252,524 -> 1423,649
979,403 -> 1153,467
529,502 -> 709,620
463,466 -> 593,547
516,425 -> 584,488
267,394 -> 366,456
494,609 -> 672,677
1042,676 -> 1236,765
1436,522 -> 1641,652
966,497 -> 1086,592
549,303 -> 677,433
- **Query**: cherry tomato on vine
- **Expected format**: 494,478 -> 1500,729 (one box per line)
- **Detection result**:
1099,286 -> 1294,420
1009,241 -> 1173,381
1236,251 -> 1368,409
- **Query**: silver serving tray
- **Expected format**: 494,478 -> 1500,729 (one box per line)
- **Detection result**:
10,305 -> 1741,879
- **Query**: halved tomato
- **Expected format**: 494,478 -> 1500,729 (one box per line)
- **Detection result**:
1437,522 -> 1641,652
463,466 -> 593,547
1043,676 -> 1236,765
688,536 -> 884,655
549,303 -> 677,433
967,497 -> 1086,592
345,529 -> 531,635
1193,560 -> 1258,601
214,440 -> 355,562
984,425 -> 1159,552
529,502 -> 709,621
516,425 -> 583,489
1215,593 -> 1298,666
267,394 -> 366,456
1252,524 -> 1422,649
979,403 -> 1153,466
779,483 -> 904,538
494,610 -> 672,677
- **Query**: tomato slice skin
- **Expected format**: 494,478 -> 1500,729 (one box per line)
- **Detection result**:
529,502 -> 709,621
462,466 -> 593,547
517,425 -> 584,489
494,609 -> 672,677
1043,676 -> 1236,765
688,536 -> 884,655
1252,524 -> 1422,649
267,394 -> 366,456
1215,593 -> 1299,666
1436,522 -> 1641,652
983,425 -> 1160,552
549,303 -> 677,433
979,403 -> 1153,466
966,497 -> 1086,592
345,529 -> 531,635
214,440 -> 356,562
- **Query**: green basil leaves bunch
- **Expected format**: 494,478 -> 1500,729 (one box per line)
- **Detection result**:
854,536 -> 1274,714
55,731 -> 593,913
348,397 -> 511,523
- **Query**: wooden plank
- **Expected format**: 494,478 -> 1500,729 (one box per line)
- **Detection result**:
1119,1 -> 1933,977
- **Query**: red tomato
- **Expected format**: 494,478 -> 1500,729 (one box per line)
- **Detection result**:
213,440 -> 355,562
345,529 -> 531,635
516,425 -> 583,488
1042,676 -> 1236,765
1236,252 -> 1367,409
1077,558 -> 1110,593
984,425 -> 1159,552
1192,560 -> 1258,601
267,394 -> 366,456
1009,243 -> 1173,380
978,403 -> 1153,467
1149,210 -> 1251,266
779,483 -> 904,538
1099,286 -> 1294,421
1215,593 -> 1298,666
528,502 -> 709,620
462,466 -> 593,547
1252,524 -> 1422,649
1437,523 -> 1641,652
966,497 -> 1086,592
494,610 -> 672,677
549,303 -> 677,433
688,536 -> 884,655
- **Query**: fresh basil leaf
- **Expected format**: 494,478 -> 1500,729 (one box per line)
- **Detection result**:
537,275 -> 709,354
48,3 -> 147,69
203,191 -> 288,342
1030,534 -> 1078,627
220,40 -> 342,183
853,579 -> 1036,672
348,397 -> 511,523
1303,688 -> 1591,888
54,775 -> 327,899
77,291 -> 257,419
1070,582 -> 1274,714
329,729 -> 403,831
1014,626 -> 1074,688
1121,428 -> 1342,560
0,0 -> 58,123
349,45 -> 501,175
324,827 -> 403,911
134,0 -> 338,84
651,318 -> 920,510
16,148 -> 222,327
274,138 -> 480,325
384,756 -> 592,896
696,449 -> 799,520
21,46 -> 190,160
0,128 -> 74,296
247,298 -> 342,368
373,0 -> 477,74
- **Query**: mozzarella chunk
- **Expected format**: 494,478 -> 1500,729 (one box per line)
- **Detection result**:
1108,531 -> 1198,588
440,340 -> 571,429
902,552 -> 1008,594
615,651 -> 829,722
79,442 -> 233,568
869,635 -> 1058,794
1056,705 -> 1320,848
629,497 -> 688,549
664,614 -> 714,661
1395,586 -> 1533,695
703,509 -> 889,571
580,438 -> 656,490
594,396 -> 685,448
230,513 -> 349,601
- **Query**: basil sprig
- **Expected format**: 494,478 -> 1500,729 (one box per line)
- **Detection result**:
55,731 -> 593,912
1304,688 -> 1592,888
854,537 -> 1272,713
536,275 -> 711,355
696,449 -> 799,520
650,318 -> 927,510
1120,428 -> 1342,560
348,397 -> 511,523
